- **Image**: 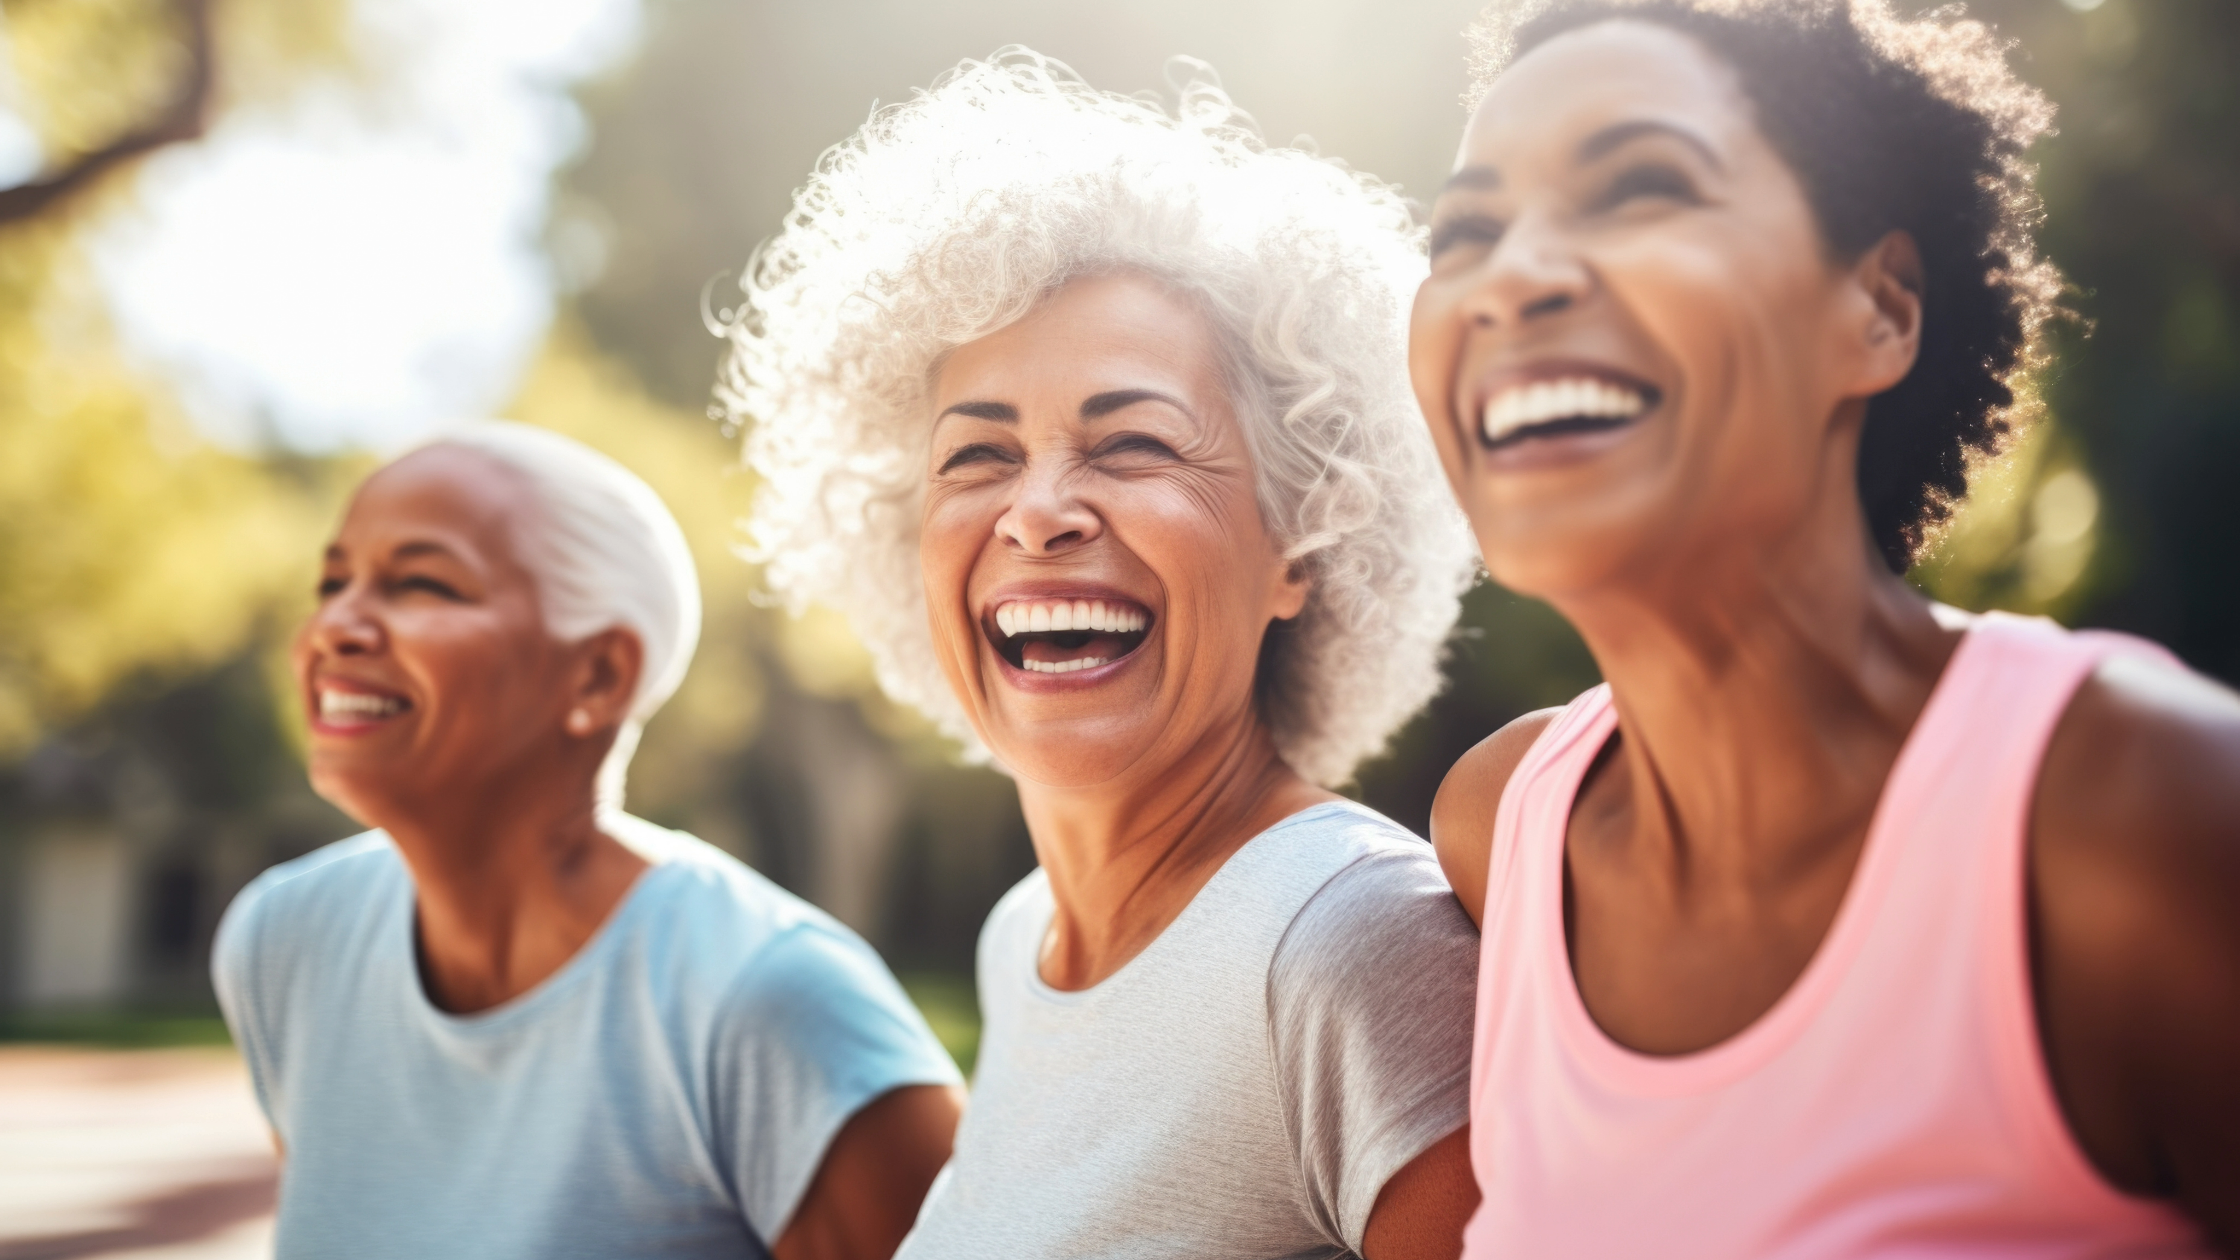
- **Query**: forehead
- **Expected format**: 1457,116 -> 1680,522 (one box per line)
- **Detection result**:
935,272 -> 1224,402
1461,20 -> 1753,170
335,446 -> 533,561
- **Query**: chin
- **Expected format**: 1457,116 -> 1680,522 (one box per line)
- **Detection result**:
305,758 -> 415,830
985,722 -> 1155,793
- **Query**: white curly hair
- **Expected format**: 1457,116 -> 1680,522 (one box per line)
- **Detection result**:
717,49 -> 1478,787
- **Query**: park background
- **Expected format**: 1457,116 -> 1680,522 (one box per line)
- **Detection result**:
0,0 -> 2233,1084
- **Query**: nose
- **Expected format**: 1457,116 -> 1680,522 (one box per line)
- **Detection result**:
304,582 -> 385,658
1460,210 -> 1592,331
994,456 -> 1102,556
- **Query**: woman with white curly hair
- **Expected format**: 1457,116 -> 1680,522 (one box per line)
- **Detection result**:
721,51 -> 1483,1260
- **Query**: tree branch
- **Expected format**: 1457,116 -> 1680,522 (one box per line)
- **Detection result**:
0,0 -> 213,225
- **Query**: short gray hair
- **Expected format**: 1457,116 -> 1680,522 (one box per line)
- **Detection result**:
718,50 -> 1477,786
429,420 -> 701,807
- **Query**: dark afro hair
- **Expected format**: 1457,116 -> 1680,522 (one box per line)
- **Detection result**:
1469,0 -> 2062,571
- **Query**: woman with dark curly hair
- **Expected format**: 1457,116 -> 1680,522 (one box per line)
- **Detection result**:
1414,0 -> 2240,1253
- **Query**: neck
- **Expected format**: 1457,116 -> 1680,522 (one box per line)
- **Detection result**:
1550,492 -> 1960,882
1015,707 -> 1333,990
372,754 -> 647,1014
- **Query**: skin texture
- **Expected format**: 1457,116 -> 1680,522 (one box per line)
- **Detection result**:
1416,21 -> 2240,1247
298,448 -> 957,1260
921,272 -> 1476,1259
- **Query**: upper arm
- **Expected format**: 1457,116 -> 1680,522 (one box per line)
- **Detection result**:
2032,655 -> 2240,1245
772,1082 -> 962,1260
1362,1125 -> 1476,1260
1270,848 -> 1480,1252
1431,709 -> 1562,927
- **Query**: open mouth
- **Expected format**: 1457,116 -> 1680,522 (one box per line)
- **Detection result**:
1479,375 -> 1660,452
314,685 -> 411,729
987,597 -> 1152,677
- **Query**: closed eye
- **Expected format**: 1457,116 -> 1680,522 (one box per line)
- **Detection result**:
1429,213 -> 1505,259
1590,162 -> 1701,212
396,575 -> 462,600
937,442 -> 1018,474
316,575 -> 347,599
1091,434 -> 1179,462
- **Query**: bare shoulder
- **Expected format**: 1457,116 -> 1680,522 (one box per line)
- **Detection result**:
2030,651 -> 2240,1224
2035,652 -> 2240,891
1432,708 -> 1565,927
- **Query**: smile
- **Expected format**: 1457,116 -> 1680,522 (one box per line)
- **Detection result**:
315,686 -> 411,729
1479,375 -> 1659,451
988,597 -> 1152,679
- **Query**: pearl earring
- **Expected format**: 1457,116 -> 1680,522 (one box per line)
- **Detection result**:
566,708 -> 593,736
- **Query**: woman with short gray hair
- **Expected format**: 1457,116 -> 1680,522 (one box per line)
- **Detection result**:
722,52 -> 1483,1259
213,422 -> 962,1260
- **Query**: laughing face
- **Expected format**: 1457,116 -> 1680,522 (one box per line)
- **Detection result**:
1412,21 -> 1907,600
293,447 -> 585,823
921,272 -> 1310,790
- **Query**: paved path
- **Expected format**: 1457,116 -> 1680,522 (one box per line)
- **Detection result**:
0,1047 -> 274,1260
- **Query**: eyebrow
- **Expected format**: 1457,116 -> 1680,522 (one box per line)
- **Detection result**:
393,541 -> 464,562
1576,119 -> 1724,171
1080,389 -> 1189,421
936,400 -> 1019,423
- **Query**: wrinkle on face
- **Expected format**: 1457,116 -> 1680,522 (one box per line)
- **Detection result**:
918,272 -> 1299,791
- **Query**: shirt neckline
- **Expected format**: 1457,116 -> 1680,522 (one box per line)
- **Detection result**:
1546,616 -> 1987,1095
392,845 -> 674,1037
1019,799 -> 1372,1006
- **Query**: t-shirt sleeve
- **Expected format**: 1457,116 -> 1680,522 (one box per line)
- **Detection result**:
709,922 -> 964,1245
210,870 -> 285,1132
1267,843 -> 1480,1252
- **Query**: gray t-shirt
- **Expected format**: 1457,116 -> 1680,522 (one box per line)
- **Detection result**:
897,801 -> 1479,1260
212,816 -> 961,1260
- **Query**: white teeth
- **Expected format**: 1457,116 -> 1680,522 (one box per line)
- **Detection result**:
319,690 -> 403,720
1480,375 -> 1649,444
991,599 -> 1147,638
1023,656 -> 1110,674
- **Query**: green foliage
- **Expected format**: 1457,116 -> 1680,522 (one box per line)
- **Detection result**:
900,972 -> 981,1075
1956,0 -> 2240,676
0,214 -> 356,757
0,1008 -> 233,1047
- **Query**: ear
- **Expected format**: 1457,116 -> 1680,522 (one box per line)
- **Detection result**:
564,627 -> 646,735
1269,557 -> 1313,623
1847,230 -> 1924,397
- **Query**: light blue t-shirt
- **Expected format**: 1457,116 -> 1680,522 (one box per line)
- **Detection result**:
212,815 -> 961,1260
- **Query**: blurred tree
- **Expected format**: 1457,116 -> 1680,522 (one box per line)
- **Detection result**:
1965,0 -> 2240,681
0,0 -> 358,757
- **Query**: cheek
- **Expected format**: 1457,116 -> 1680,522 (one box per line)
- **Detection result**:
394,610 -> 542,720
1117,476 -> 1279,634
919,491 -> 1000,666
1409,278 -> 1474,483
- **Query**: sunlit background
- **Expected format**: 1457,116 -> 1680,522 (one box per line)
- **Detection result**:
0,0 -> 2234,1245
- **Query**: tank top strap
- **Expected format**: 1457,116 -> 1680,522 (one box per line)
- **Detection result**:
1468,685 -> 1618,1109
1481,686 -> 1616,932
1872,610 -> 2166,894
1829,609 -> 2187,1217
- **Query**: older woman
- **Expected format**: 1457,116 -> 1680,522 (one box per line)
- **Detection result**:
212,422 -> 962,1260
722,53 -> 1483,1260
1415,0 -> 2240,1253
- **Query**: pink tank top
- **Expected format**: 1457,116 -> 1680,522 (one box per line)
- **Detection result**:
1461,612 -> 2210,1258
